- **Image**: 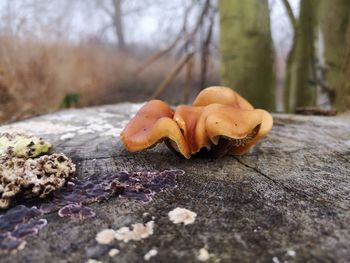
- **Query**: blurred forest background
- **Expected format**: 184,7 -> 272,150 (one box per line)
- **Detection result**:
0,0 -> 350,123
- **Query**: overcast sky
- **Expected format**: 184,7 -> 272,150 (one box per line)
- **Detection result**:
0,0 -> 299,53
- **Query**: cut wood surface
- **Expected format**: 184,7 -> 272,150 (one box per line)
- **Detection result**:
0,103 -> 349,263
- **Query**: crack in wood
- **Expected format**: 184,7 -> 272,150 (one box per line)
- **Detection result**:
233,156 -> 324,200
233,156 -> 349,210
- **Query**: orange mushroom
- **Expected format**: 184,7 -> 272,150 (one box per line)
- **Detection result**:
120,87 -> 273,159
120,100 -> 190,158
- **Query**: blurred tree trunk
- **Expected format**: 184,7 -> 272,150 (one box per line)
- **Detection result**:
219,0 -> 275,111
112,0 -> 126,51
284,0 -> 318,113
338,25 -> 350,111
320,0 -> 350,111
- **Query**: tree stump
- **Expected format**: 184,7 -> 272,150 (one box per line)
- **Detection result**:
0,103 -> 349,263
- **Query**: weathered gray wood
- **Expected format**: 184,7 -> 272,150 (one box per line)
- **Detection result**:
0,103 -> 349,263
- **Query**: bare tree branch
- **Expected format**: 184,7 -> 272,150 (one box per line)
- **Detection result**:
95,0 -> 114,18
150,52 -> 194,99
281,0 -> 297,31
192,0 -> 211,35
135,1 -> 196,74
183,54 -> 194,104
135,34 -> 185,75
175,0 -> 211,59
111,0 -> 126,50
199,9 -> 215,90
95,0 -> 126,50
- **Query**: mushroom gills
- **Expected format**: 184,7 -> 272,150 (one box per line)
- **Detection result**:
210,125 -> 260,157
165,139 -> 187,158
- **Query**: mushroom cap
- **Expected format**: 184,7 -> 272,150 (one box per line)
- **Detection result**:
192,86 -> 254,110
203,104 -> 264,145
173,105 -> 205,153
120,100 -> 191,158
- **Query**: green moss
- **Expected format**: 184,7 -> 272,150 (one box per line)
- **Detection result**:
219,0 -> 275,111
0,133 -> 51,158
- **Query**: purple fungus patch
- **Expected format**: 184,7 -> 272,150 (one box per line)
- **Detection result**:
48,169 -> 184,208
0,205 -> 42,232
12,219 -> 47,238
58,204 -> 96,220
119,170 -> 184,201
0,205 -> 46,254
0,233 -> 25,253
0,170 -> 184,253
39,202 -> 58,214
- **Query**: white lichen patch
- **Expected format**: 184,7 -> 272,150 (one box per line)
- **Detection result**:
0,121 -> 79,135
197,248 -> 210,262
86,259 -> 103,263
0,133 -> 51,158
108,248 -> 120,257
60,133 -> 76,140
95,229 -> 116,245
49,112 -> 79,122
77,129 -> 94,135
144,248 -> 158,261
0,153 -> 76,209
102,127 -> 124,137
286,250 -> 296,257
67,115 -> 124,138
168,207 -> 197,225
0,105 -> 135,141
114,221 -> 154,243
98,112 -> 116,119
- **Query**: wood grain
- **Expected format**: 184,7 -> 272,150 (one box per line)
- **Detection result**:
0,103 -> 349,262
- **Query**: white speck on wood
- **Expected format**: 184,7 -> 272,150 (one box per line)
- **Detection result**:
144,248 -> 158,261
95,229 -> 116,245
168,207 -> 197,225
286,250 -> 296,257
86,259 -> 103,263
114,221 -> 154,243
108,248 -> 120,257
197,248 -> 210,262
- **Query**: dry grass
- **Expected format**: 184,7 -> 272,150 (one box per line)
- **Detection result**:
0,36 -> 165,123
0,36 -> 219,124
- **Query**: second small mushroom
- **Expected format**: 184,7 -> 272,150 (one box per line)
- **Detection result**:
120,86 -> 273,159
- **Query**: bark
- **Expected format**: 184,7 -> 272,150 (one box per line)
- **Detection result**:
284,0 -> 318,113
320,0 -> 350,111
337,21 -> 350,110
219,0 -> 275,111
0,103 -> 349,262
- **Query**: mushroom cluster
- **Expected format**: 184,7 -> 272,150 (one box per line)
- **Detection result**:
121,86 -> 273,158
